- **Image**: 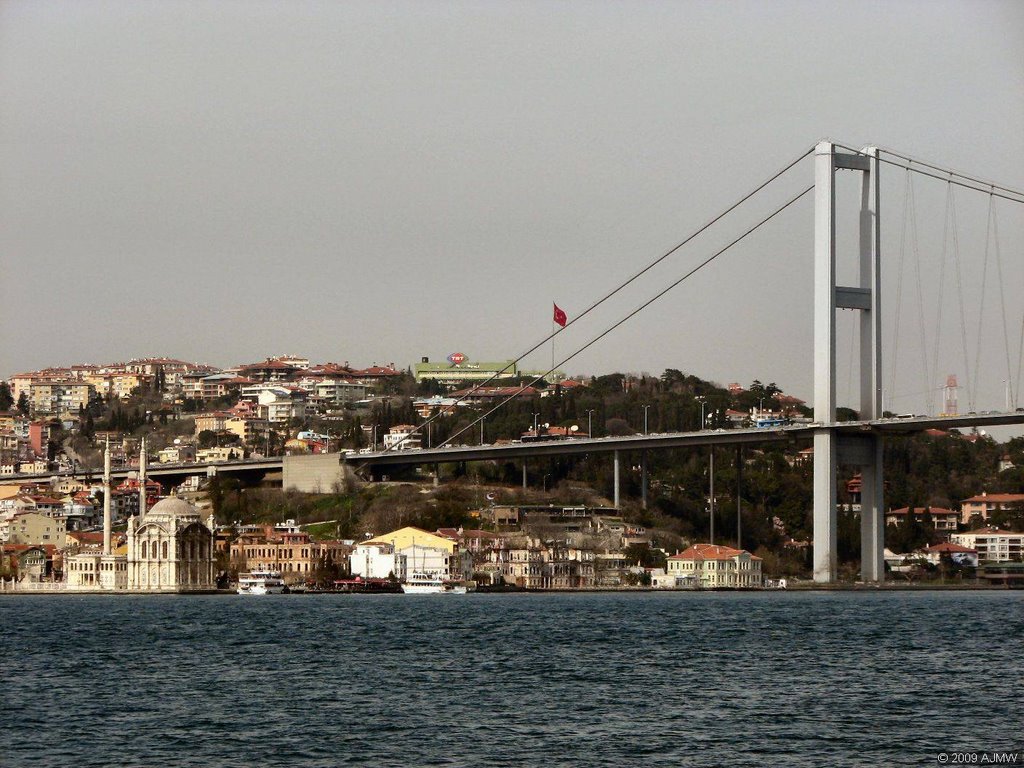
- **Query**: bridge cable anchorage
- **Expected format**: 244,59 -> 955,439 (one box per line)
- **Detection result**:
438,184 -> 815,448
378,145 -> 816,454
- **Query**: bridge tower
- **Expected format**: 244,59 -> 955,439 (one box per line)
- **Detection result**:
814,141 -> 884,583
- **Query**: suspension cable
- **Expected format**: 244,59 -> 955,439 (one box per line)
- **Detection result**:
437,184 -> 815,448
831,142 -> 1024,204
376,145 -> 816,453
875,146 -> 1024,200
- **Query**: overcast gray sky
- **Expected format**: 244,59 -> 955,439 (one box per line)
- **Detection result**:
2,0 -> 1023,414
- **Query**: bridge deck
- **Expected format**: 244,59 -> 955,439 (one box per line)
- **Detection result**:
8,412 -> 1023,481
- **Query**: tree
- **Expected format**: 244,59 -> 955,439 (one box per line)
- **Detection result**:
0,382 -> 13,411
604,417 -> 633,436
16,391 -> 29,415
197,430 -> 221,449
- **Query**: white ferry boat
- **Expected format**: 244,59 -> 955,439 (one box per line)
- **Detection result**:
237,569 -> 286,595
402,571 -> 445,594
402,571 -> 469,594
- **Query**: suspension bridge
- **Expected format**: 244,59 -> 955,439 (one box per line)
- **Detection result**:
13,140 -> 1024,583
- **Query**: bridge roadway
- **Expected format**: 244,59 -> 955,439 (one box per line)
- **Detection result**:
348,410 -> 1024,467
8,411 -> 1023,484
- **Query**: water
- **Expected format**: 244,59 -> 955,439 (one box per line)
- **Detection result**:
2,591 -> 1022,767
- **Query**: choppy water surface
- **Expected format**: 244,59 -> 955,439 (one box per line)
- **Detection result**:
2,591 -> 1022,767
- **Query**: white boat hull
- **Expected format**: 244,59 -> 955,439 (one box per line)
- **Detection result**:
402,583 -> 445,594
236,584 -> 286,595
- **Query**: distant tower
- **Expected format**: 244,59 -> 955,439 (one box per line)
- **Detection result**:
138,437 -> 148,520
102,439 -> 112,555
942,375 -> 958,417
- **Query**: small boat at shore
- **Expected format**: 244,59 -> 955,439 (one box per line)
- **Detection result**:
237,569 -> 286,595
402,571 -> 470,594
402,571 -> 445,594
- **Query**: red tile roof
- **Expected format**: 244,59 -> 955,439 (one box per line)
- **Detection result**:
669,543 -> 762,561
962,493 -> 1024,504
887,506 -> 956,516
925,542 -> 977,554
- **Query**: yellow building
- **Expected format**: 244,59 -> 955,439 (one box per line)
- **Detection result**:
29,380 -> 94,416
83,372 -> 149,400
366,526 -> 463,578
2,510 -> 66,546
666,543 -> 763,588
365,526 -> 456,554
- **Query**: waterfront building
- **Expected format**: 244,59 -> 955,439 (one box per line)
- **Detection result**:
666,543 -> 763,588
921,542 -> 979,567
349,541 -> 405,580
950,528 -> 1024,563
64,443 -> 217,592
229,527 -> 351,582
501,540 -> 544,589
4,544 -> 57,582
364,526 -> 467,578
126,497 -> 216,591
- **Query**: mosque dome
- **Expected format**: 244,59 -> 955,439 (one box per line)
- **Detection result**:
145,496 -> 200,522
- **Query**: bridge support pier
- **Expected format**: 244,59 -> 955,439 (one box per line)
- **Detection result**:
522,462 -> 527,490
859,441 -> 885,582
641,450 -> 648,510
613,451 -> 620,509
813,141 -> 884,583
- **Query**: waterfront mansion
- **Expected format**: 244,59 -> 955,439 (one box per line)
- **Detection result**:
664,543 -> 763,588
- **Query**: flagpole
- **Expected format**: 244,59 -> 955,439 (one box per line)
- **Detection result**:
551,303 -> 555,374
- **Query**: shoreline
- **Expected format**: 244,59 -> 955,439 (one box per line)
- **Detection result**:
2,582 -> 1020,596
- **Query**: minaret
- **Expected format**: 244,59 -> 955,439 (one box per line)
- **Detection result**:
102,438 -> 112,555
138,437 -> 147,520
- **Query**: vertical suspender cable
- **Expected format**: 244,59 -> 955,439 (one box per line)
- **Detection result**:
988,195 -> 1019,410
909,173 -> 931,415
971,191 -> 994,411
888,167 -> 911,413
913,173 -> 937,415
948,185 -> 973,411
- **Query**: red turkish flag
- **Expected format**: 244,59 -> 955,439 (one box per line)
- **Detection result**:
553,303 -> 567,327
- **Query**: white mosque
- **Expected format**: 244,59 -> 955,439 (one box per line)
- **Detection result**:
65,439 -> 217,593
